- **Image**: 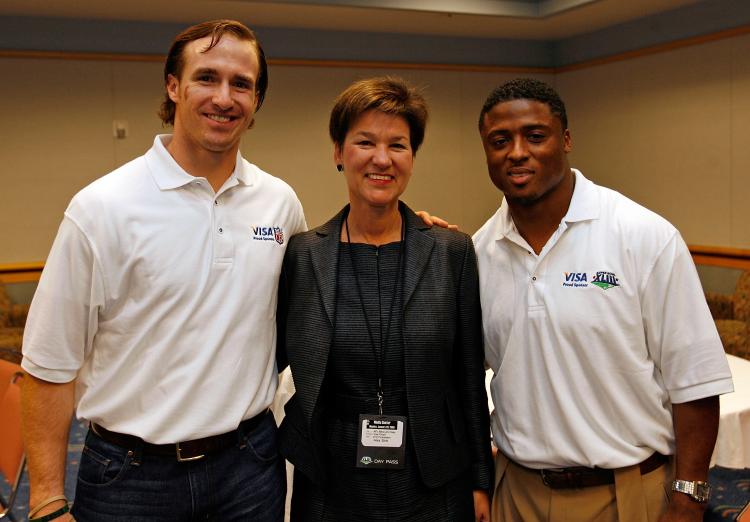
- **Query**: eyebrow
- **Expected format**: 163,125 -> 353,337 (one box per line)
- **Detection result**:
352,130 -> 409,141
192,67 -> 218,77
233,73 -> 255,86
191,68 -> 255,86
487,123 -> 552,135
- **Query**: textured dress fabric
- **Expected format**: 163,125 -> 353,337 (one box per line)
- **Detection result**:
290,241 -> 473,521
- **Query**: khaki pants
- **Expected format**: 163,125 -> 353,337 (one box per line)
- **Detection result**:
491,452 -> 672,522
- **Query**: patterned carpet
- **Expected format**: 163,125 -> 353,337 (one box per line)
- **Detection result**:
1,420 -> 748,521
706,466 -> 750,521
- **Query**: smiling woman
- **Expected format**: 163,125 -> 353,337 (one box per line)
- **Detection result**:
329,77 -> 426,244
276,77 -> 494,521
335,109 -> 414,237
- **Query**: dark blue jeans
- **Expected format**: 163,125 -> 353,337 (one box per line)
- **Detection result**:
71,411 -> 285,521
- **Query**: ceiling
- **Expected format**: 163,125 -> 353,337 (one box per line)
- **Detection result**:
0,0 -> 703,40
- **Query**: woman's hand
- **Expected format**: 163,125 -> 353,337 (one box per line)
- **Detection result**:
473,489 -> 491,522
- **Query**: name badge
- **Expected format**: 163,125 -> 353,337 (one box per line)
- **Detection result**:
356,414 -> 407,469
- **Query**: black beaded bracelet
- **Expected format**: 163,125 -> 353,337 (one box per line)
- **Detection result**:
29,503 -> 70,522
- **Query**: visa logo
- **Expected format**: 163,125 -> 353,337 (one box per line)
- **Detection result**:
252,227 -> 275,236
564,272 -> 588,282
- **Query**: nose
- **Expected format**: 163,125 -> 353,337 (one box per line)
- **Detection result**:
507,138 -> 528,162
212,82 -> 233,110
372,145 -> 392,169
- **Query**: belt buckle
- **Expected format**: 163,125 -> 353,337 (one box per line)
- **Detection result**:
176,442 -> 205,462
540,468 -> 565,487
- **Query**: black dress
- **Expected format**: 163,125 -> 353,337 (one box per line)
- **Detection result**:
290,241 -> 474,522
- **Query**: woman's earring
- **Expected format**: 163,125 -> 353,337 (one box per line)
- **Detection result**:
336,164 -> 343,173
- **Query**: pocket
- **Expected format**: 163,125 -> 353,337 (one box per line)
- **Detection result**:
77,437 -> 134,487
241,415 -> 279,463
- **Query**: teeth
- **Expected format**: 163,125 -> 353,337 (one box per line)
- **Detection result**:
207,114 -> 231,122
368,174 -> 392,181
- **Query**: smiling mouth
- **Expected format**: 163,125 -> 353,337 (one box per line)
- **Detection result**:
367,173 -> 394,181
206,113 -> 235,123
507,168 -> 533,185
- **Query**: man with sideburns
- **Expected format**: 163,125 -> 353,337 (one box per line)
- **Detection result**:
473,78 -> 733,521
21,20 -> 305,521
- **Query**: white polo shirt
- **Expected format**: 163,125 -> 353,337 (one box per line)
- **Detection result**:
22,135 -> 307,443
473,170 -> 733,469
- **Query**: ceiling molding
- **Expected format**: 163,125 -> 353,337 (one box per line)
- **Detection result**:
225,0 -> 600,18
0,0 -> 702,39
1,0 -> 748,67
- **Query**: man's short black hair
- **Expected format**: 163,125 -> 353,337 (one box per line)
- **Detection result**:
478,78 -> 568,131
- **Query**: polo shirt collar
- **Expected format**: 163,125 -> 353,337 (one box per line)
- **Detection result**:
493,201 -> 517,241
146,134 -> 254,190
563,169 -> 600,223
494,168 -> 600,241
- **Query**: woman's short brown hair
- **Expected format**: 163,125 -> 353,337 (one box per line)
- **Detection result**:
158,19 -> 268,127
329,77 -> 428,154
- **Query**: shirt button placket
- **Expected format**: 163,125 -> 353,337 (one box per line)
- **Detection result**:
213,195 -> 234,263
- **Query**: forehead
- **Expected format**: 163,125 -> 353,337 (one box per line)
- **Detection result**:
180,35 -> 259,76
348,109 -> 410,136
482,99 -> 561,133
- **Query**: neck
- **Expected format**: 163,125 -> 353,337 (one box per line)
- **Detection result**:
344,202 -> 402,245
509,169 -> 575,255
166,135 -> 238,192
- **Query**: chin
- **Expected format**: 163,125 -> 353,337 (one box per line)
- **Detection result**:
504,191 -> 540,206
360,197 -> 399,209
202,138 -> 238,153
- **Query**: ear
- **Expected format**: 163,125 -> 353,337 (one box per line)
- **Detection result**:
166,74 -> 180,103
563,129 -> 572,153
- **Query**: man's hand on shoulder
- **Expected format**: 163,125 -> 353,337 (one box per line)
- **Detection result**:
415,210 -> 458,230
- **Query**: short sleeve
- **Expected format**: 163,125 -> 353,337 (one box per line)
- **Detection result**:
292,195 -> 307,235
640,232 -> 733,403
22,215 -> 105,383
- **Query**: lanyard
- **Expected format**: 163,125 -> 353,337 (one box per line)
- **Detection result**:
343,208 -> 406,415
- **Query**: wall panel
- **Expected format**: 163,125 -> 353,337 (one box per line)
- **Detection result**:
559,36 -> 745,247
2,29 -> 749,265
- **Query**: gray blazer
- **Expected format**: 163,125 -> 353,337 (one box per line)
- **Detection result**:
277,203 -> 493,491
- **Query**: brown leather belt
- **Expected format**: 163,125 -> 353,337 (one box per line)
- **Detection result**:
91,410 -> 269,462
529,452 -> 668,489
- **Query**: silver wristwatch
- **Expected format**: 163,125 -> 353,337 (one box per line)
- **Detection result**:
671,479 -> 711,503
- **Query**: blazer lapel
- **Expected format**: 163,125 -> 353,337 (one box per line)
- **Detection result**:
310,207 -> 347,325
310,203 -> 433,317
401,204 -> 435,307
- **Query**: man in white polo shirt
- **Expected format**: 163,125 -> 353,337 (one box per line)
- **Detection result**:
473,78 -> 733,521
21,20 -> 305,522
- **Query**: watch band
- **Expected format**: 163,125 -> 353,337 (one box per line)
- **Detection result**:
671,479 -> 711,503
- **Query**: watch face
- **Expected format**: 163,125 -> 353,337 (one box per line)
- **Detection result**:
694,482 -> 711,502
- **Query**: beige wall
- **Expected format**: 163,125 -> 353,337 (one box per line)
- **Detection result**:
1,32 -> 749,264
0,59 -> 166,264
0,57 -> 547,263
558,33 -> 750,248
